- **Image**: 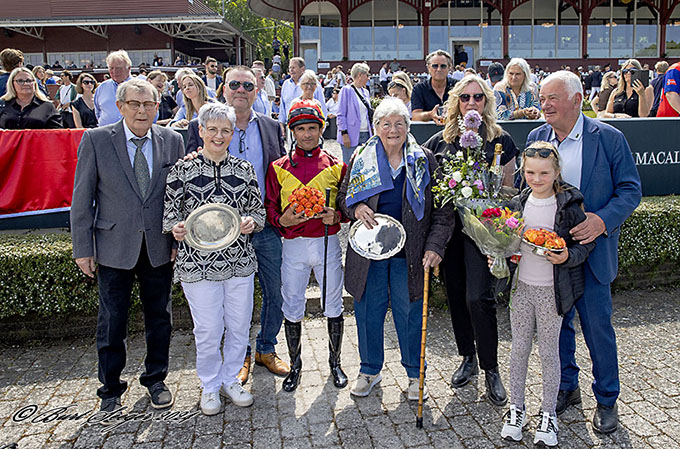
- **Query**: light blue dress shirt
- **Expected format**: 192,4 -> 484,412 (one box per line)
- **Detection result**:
122,120 -> 153,178
549,113 -> 584,189
252,90 -> 271,116
94,76 -> 132,126
228,111 -> 266,201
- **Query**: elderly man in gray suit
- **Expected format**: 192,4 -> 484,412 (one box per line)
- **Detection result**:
71,78 -> 185,412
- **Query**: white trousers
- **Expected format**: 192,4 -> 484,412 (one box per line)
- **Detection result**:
182,275 -> 254,392
281,235 -> 344,322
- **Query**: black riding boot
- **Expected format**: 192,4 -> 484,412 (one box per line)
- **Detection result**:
283,319 -> 302,392
327,316 -> 348,388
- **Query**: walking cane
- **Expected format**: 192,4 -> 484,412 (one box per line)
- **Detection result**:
321,187 -> 332,313
416,264 -> 438,428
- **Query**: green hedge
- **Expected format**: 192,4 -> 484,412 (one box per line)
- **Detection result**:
0,235 -> 261,319
1,196 -> 679,319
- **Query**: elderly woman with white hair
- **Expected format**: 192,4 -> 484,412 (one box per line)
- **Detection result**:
494,57 -> 541,120
337,62 -> 373,164
163,102 -> 265,415
337,97 -> 453,400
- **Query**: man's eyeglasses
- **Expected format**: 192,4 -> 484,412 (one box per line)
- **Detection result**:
430,63 -> 449,70
459,93 -> 485,103
229,80 -> 255,92
13,79 -> 34,85
125,100 -> 157,110
622,68 -> 637,75
238,129 -> 247,153
524,147 -> 558,158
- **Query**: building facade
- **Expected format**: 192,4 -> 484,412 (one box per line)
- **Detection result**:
249,0 -> 680,71
0,0 -> 256,68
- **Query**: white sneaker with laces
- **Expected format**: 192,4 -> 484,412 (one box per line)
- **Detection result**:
407,377 -> 428,401
200,391 -> 221,415
500,404 -> 527,441
350,372 -> 382,397
534,411 -> 559,447
220,381 -> 254,407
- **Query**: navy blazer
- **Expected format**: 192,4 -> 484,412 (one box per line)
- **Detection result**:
185,113 -> 286,172
202,75 -> 223,90
526,115 -> 642,285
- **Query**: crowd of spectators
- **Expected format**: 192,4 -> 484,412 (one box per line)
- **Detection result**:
1,44 -> 679,132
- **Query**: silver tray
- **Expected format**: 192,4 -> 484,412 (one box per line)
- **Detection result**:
521,238 -> 565,256
184,203 -> 242,252
349,213 -> 406,260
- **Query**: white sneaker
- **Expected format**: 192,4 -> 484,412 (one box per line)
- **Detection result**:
200,391 -> 221,416
350,372 -> 382,397
534,411 -> 559,447
500,404 -> 527,441
407,377 -> 428,401
220,381 -> 254,407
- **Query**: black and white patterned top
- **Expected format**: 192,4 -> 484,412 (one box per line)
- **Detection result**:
163,153 -> 266,283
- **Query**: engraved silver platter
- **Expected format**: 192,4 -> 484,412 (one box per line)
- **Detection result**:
184,203 -> 241,252
349,213 -> 407,260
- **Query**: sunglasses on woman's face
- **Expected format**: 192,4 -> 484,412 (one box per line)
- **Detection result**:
228,80 -> 255,92
459,93 -> 485,103
82,80 -> 96,85
524,147 -> 558,158
622,68 -> 637,75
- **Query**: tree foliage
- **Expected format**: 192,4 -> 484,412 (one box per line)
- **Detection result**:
206,0 -> 293,61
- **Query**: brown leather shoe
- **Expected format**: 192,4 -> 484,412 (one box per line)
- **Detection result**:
237,355 -> 251,385
255,351 -> 290,376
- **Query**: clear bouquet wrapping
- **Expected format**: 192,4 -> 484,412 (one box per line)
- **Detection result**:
457,200 -> 524,279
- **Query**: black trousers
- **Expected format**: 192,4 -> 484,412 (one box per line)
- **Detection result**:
441,220 -> 499,371
96,244 -> 173,399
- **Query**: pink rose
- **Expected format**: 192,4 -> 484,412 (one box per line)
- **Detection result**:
505,217 -> 519,229
448,178 -> 457,189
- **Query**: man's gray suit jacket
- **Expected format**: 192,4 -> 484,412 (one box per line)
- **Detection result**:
71,120 -> 185,269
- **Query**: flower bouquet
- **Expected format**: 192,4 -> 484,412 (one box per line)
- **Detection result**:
459,207 -> 524,278
433,110 -> 522,278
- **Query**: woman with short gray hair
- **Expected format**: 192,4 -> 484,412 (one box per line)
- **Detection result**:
337,96 -> 453,400
163,102 -> 265,415
337,62 -> 373,163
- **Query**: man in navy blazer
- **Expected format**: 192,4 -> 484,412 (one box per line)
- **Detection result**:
201,57 -> 223,93
526,71 -> 641,434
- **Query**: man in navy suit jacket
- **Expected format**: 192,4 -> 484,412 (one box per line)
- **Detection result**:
526,71 -> 641,434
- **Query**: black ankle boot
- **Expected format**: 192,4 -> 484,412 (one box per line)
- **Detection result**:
327,316 -> 348,388
485,367 -> 508,406
451,355 -> 478,388
283,319 -> 302,392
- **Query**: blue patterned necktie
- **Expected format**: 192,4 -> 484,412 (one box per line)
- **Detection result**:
131,137 -> 150,196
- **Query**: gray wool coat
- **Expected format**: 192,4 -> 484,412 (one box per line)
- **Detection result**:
337,146 -> 454,302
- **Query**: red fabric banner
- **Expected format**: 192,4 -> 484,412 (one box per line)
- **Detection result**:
0,129 -> 85,218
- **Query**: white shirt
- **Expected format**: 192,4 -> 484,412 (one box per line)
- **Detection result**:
452,70 -> 465,81
379,68 -> 388,82
358,95 -> 369,132
265,75 -> 276,98
549,113 -> 584,189
519,194 -> 557,286
205,76 -> 217,90
326,98 -> 339,115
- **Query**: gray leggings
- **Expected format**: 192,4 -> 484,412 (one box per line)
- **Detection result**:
509,280 -> 562,415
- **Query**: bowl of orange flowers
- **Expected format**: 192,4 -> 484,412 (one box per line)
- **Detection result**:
287,186 -> 327,218
522,228 -> 566,256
